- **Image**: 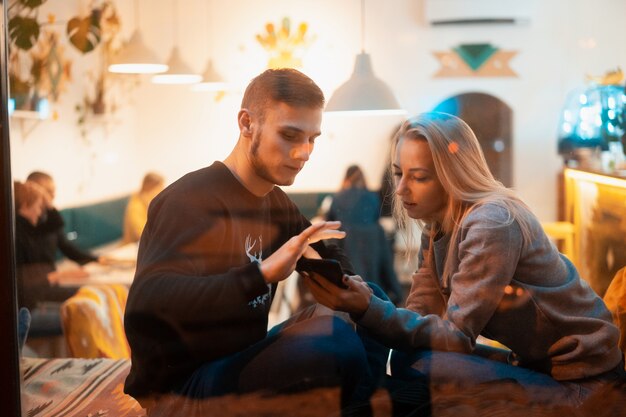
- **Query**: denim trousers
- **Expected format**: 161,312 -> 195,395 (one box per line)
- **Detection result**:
390,349 -> 626,407
148,284 -> 391,416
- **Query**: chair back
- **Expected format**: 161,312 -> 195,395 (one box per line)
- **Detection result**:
61,284 -> 130,359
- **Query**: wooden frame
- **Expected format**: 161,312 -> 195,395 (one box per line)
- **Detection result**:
563,168 -> 626,296
0,1 -> 24,415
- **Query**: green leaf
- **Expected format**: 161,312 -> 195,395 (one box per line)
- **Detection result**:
8,16 -> 40,50
66,14 -> 101,54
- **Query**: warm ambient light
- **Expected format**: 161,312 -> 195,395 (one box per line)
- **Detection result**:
564,168 -> 626,188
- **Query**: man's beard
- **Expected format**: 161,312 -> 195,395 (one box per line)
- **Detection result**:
249,128 -> 291,186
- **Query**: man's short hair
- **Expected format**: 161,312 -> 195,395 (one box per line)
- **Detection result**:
26,171 -> 53,183
241,68 -> 325,119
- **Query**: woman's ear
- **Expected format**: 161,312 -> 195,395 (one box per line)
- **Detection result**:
238,109 -> 253,137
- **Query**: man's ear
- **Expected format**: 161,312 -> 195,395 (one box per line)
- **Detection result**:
238,109 -> 252,137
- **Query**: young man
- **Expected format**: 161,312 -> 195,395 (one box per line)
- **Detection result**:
123,69 -> 387,415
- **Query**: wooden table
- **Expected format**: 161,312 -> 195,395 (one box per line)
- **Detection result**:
57,243 -> 138,287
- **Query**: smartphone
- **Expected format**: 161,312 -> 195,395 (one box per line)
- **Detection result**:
296,257 -> 349,289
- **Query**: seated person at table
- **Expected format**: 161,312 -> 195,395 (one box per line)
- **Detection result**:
26,171 -> 101,266
14,181 -> 87,311
123,69 -> 389,415
326,164 -> 403,304
306,112 -> 625,407
122,172 -> 165,244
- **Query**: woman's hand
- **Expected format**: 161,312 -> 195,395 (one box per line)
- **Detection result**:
260,221 -> 345,284
304,273 -> 372,317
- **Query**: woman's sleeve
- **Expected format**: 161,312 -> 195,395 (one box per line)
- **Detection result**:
357,204 -> 523,352
405,233 -> 447,316
443,204 -> 523,341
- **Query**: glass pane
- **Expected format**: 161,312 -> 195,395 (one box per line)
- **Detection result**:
6,1 -> 626,416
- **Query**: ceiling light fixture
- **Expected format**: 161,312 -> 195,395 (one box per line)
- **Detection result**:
152,0 -> 202,85
325,0 -> 404,115
193,0 -> 227,92
108,0 -> 167,74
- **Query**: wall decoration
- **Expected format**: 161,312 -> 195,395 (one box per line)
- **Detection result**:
255,17 -> 314,69
432,43 -> 518,78
585,67 -> 624,86
8,0 -> 133,140
7,0 -> 117,113
8,27 -> 71,112
75,1 -> 134,140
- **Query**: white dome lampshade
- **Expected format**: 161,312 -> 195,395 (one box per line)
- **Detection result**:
151,47 -> 202,85
192,60 -> 228,92
325,53 -> 404,115
108,30 -> 168,74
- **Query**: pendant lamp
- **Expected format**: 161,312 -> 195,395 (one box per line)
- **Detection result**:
152,0 -> 202,85
108,0 -> 167,74
193,0 -> 227,92
193,60 -> 228,91
325,0 -> 404,115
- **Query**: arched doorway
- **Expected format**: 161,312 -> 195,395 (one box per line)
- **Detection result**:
433,93 -> 513,187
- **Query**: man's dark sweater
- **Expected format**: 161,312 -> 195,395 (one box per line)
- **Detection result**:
124,162 -> 352,401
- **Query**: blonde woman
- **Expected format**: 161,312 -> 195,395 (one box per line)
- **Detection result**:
122,172 -> 165,244
307,112 -> 624,406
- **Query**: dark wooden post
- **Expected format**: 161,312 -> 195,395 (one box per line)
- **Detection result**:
0,1 -> 23,415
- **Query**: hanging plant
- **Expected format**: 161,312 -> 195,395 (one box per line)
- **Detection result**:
8,15 -> 40,50
7,0 -> 117,114
8,0 -> 105,54
67,8 -> 102,53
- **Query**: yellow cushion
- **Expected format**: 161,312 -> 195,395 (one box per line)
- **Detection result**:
603,267 -> 626,354
61,284 -> 130,359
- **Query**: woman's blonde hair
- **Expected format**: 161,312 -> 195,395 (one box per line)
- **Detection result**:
391,112 -> 532,283
140,172 -> 165,194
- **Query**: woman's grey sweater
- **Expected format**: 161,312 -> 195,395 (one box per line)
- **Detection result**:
358,202 -> 621,380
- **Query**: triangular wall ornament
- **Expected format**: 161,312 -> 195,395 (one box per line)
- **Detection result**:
453,44 -> 498,71
433,43 -> 518,78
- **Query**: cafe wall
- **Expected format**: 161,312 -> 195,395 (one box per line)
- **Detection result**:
8,0 -> 626,222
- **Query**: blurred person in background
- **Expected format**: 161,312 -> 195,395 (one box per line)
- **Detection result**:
14,181 -> 86,312
27,171 -> 101,266
122,172 -> 165,244
326,164 -> 403,304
